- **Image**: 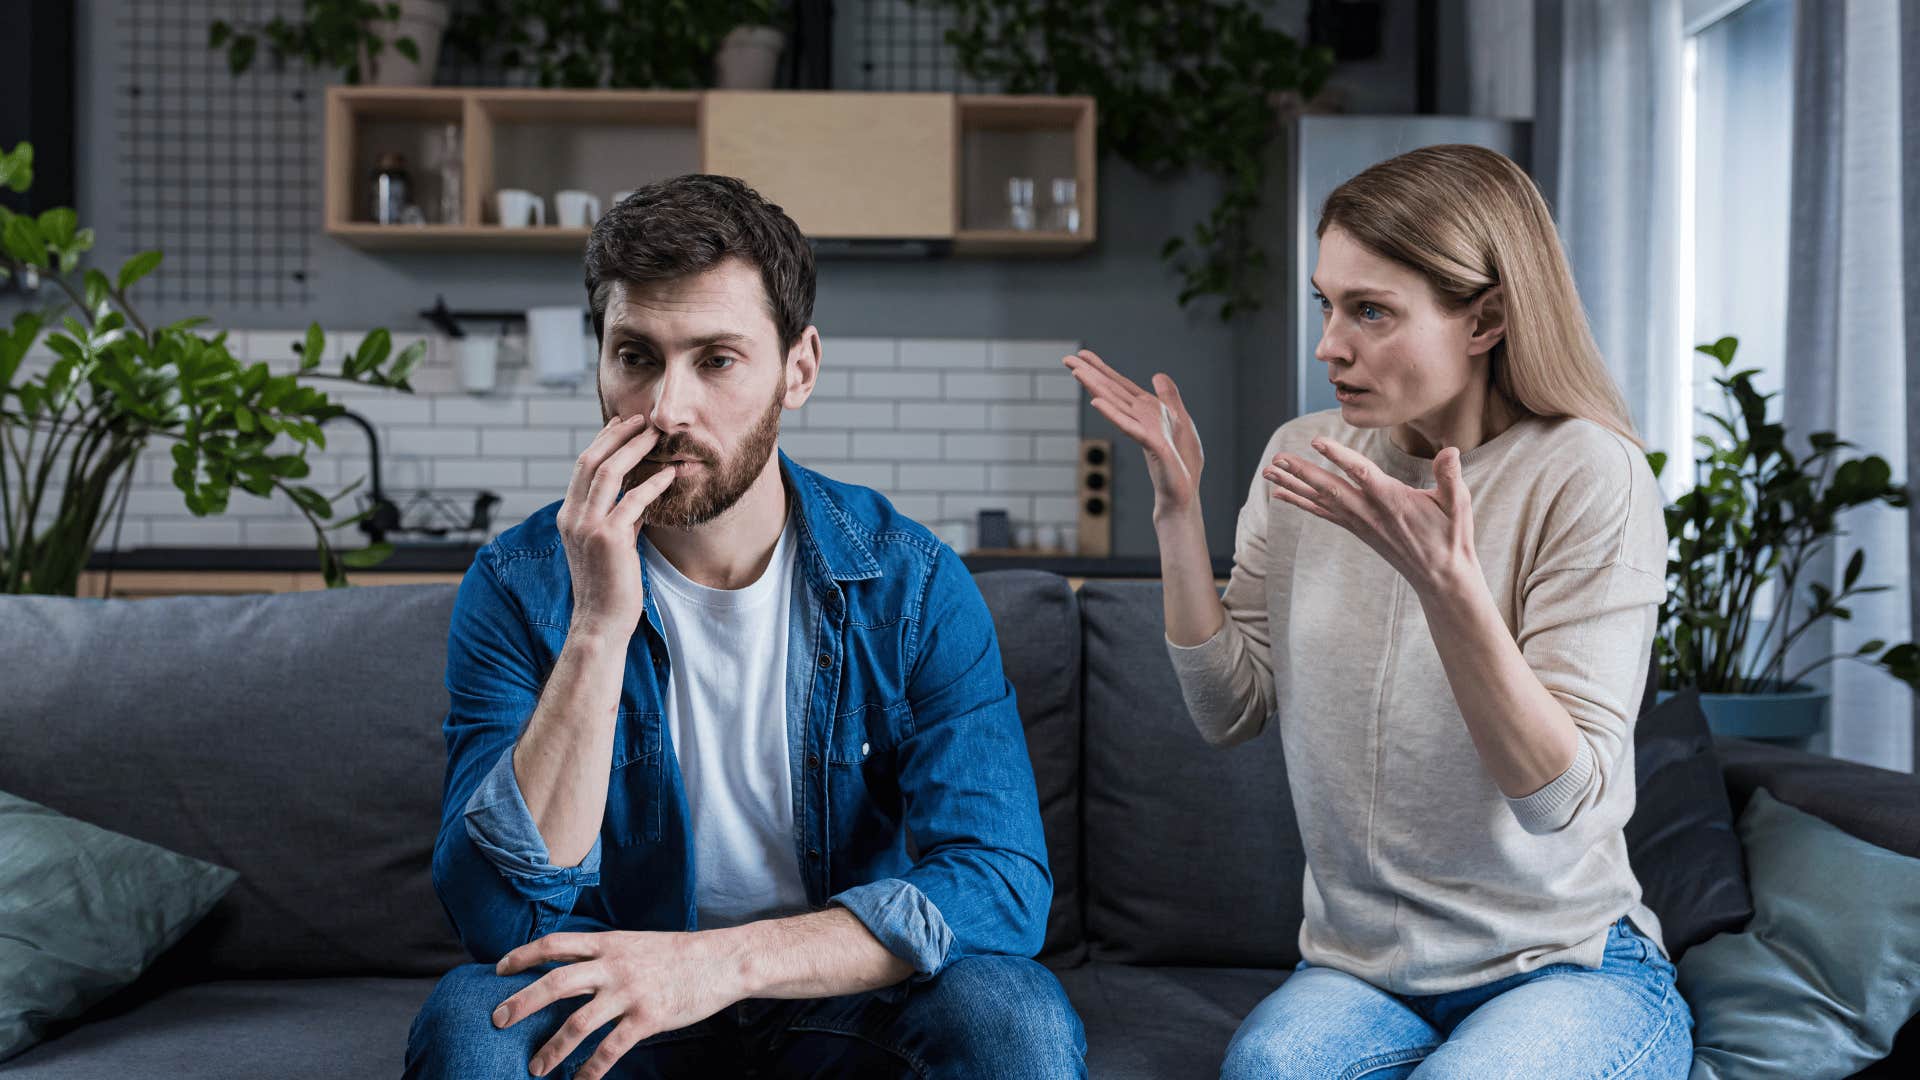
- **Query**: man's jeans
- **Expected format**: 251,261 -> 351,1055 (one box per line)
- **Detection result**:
405,954 -> 1086,1079
1221,917 -> 1694,1079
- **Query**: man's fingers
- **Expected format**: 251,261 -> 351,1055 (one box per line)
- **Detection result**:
493,964 -> 594,1032
610,464 -> 678,530
497,933 -> 599,977
574,1019 -> 649,1080
581,425 -> 662,523
565,416 -> 647,512
530,998 -> 623,1078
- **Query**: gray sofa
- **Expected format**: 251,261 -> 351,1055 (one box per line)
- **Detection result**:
2,571 -> 1916,1078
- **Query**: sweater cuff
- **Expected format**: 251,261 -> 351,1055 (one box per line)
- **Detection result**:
1507,737 -> 1597,835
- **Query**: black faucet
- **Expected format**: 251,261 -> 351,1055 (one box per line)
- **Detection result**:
316,409 -> 402,544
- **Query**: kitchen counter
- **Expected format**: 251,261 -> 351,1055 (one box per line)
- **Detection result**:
84,547 -> 1232,579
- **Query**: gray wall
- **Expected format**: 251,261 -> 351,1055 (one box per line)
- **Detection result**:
11,0 -> 1427,557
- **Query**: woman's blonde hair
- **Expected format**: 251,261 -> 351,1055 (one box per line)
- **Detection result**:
1317,144 -> 1644,449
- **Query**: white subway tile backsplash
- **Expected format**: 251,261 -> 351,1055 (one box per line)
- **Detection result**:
437,458 -> 524,489
990,340 -> 1078,370
98,331 -> 1086,551
827,338 -> 898,368
805,401 -> 893,429
943,433 -> 1033,462
481,427 -> 577,458
387,426 -> 480,457
990,403 -> 1078,431
779,431 -> 851,460
852,432 -> 943,461
944,373 -> 1031,400
899,339 -> 988,370
898,403 -> 986,430
434,396 -> 528,425
897,463 -> 987,493
853,371 -> 942,399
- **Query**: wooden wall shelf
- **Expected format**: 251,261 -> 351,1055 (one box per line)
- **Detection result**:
324,87 -> 1095,256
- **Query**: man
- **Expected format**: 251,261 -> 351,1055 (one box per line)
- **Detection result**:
405,174 -> 1083,1079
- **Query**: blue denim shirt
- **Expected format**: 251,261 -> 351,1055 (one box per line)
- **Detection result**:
431,450 -> 1051,989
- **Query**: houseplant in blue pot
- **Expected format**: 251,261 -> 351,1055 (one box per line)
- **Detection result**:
1647,336 -> 1919,748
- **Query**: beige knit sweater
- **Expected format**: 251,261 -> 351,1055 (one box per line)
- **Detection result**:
1166,407 -> 1670,995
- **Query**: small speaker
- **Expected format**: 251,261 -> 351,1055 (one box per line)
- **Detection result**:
1077,437 -> 1112,557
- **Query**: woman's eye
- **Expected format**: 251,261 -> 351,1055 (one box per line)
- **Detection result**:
1360,304 -> 1384,322
1313,294 -> 1330,313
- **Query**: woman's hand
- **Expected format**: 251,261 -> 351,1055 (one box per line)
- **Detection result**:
1062,348 -> 1204,517
1265,436 -> 1479,596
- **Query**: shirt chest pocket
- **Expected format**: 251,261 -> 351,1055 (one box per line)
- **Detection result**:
604,708 -> 662,846
830,699 -> 909,765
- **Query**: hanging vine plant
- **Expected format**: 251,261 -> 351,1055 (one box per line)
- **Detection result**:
916,0 -> 1336,320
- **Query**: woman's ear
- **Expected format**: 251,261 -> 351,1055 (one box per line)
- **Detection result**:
1467,285 -> 1507,357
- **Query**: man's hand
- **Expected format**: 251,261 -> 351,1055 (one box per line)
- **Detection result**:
490,930 -> 744,1080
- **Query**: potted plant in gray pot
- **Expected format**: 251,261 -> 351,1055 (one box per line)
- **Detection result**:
1647,336 -> 1919,748
0,142 -> 419,595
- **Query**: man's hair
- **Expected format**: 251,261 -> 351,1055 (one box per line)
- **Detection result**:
583,174 -> 816,355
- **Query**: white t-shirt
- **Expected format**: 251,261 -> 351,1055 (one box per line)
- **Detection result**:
642,515 -> 810,929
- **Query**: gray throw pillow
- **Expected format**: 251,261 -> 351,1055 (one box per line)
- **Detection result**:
0,788 -> 239,1063
1678,787 -> 1920,1079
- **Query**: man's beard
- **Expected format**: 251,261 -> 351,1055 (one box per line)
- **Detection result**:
616,386 -> 784,530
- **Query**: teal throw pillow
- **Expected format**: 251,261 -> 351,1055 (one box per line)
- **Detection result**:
0,788 -> 239,1062
1678,787 -> 1920,1079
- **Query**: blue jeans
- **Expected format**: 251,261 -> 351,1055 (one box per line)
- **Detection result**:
1220,918 -> 1693,1080
404,953 -> 1086,1079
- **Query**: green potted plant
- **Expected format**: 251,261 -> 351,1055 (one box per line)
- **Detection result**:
1647,336 -> 1919,746
915,0 -> 1337,320
210,0 -> 450,86
0,142 -> 419,596
444,0 -> 783,89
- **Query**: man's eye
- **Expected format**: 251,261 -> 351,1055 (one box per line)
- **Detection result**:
1360,304 -> 1384,321
620,353 -> 656,367
707,355 -> 737,369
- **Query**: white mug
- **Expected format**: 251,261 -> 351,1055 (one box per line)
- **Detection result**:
496,188 -> 545,228
455,335 -> 500,395
526,306 -> 588,386
555,189 -> 602,228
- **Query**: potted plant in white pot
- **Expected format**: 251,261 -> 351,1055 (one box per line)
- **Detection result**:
714,1 -> 788,90
0,142 -> 420,595
211,0 -> 450,86
1648,336 -> 1919,748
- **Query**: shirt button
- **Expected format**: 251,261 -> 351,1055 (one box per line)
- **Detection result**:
860,742 -> 870,757
817,652 -> 832,669
808,848 -> 821,861
807,753 -> 820,770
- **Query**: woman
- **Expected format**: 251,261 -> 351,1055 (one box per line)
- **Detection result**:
1064,145 -> 1692,1078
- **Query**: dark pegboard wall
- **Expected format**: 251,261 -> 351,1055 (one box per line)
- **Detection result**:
857,0 -> 996,92
119,0 -> 314,307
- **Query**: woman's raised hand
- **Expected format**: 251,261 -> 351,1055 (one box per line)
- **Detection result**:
1062,348 -> 1205,516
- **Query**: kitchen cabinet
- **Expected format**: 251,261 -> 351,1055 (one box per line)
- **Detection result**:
324,87 -> 1095,255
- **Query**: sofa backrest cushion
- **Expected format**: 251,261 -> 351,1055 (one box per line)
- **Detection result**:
1076,580 -> 1307,967
973,570 -> 1084,963
0,587 -> 469,978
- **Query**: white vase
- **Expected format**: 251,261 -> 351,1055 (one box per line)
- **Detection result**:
714,25 -> 785,90
364,0 -> 450,86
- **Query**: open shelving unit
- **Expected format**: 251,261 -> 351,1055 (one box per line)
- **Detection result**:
325,87 -> 1093,256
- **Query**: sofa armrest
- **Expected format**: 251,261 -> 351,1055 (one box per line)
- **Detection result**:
1713,736 -> 1920,860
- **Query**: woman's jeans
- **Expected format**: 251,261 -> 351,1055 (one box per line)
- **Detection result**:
1220,917 -> 1694,1079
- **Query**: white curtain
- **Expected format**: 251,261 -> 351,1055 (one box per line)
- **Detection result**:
1780,0 -> 1911,772
1533,0 -> 1690,496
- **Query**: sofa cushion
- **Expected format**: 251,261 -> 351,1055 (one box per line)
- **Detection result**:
0,588 -> 468,978
1679,788 -> 1920,1079
973,571 -> 1084,963
1056,962 -> 1286,1080
0,976 -> 436,1079
1625,688 -> 1753,959
1077,581 -> 1306,968
0,789 -> 238,1063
